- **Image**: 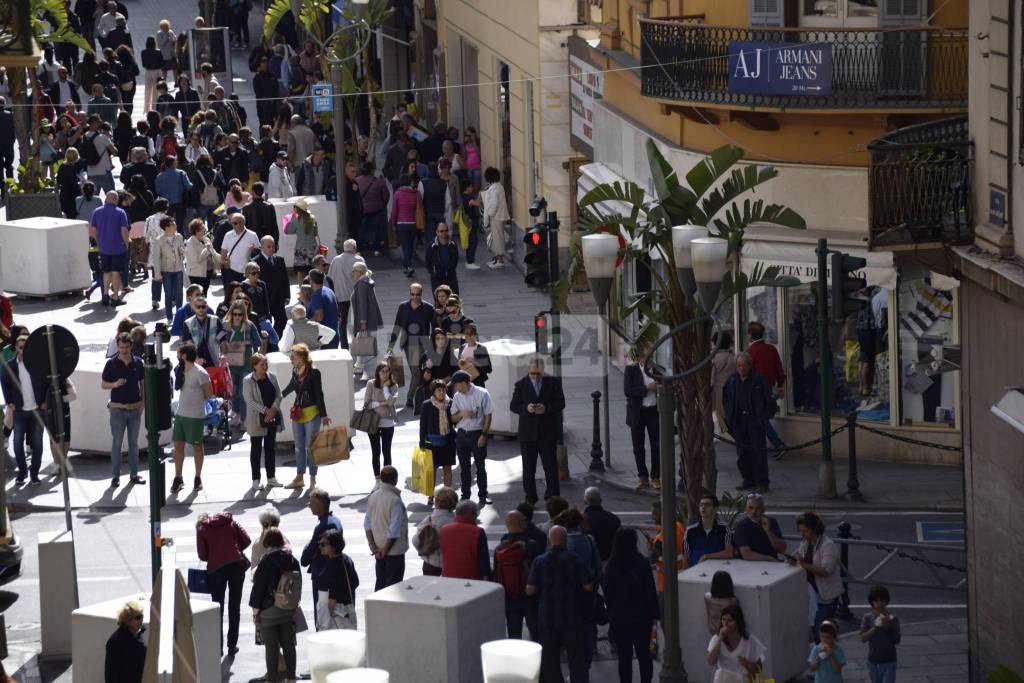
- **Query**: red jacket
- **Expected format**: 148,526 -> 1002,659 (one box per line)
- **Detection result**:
747,339 -> 786,390
390,186 -> 421,225
440,514 -> 490,580
197,513 -> 251,573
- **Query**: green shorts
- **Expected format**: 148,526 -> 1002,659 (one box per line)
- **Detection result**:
173,416 -> 205,444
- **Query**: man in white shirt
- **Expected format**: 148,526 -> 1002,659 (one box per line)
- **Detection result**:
267,151 -> 296,199
219,213 -> 261,289
0,335 -> 46,485
96,1 -> 125,43
450,370 -> 494,506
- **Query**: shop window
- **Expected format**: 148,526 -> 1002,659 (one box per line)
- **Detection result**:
745,286 -> 778,344
785,283 -> 890,422
897,275 -> 956,425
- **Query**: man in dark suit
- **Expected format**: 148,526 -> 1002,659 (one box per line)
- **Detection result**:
723,352 -> 775,493
1,335 -> 48,485
0,98 -> 15,198
242,181 -> 279,245
624,350 -> 661,490
214,133 -> 250,185
254,235 -> 291,336
510,358 -> 565,504
48,67 -> 81,108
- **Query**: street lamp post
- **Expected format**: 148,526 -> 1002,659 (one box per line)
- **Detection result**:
582,232 -> 730,683
580,234 -> 619,471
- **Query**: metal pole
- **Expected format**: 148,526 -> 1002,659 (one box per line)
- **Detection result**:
589,391 -> 604,472
145,342 -> 163,584
658,381 -> 687,683
548,210 -> 568,478
816,239 -> 837,498
601,301 -> 611,467
331,60 -> 348,252
836,520 -> 853,619
846,411 -> 863,501
43,327 -> 72,533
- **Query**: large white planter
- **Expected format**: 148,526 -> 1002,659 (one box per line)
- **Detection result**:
269,195 -> 340,266
483,339 -> 538,436
678,559 -> 808,683
70,592 -> 221,683
365,576 -> 505,683
0,217 -> 91,296
267,348 -> 353,443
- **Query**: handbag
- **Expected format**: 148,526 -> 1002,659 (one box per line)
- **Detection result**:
411,445 -> 435,495
349,407 -> 380,434
310,426 -> 350,466
224,340 -> 248,367
350,333 -> 377,358
386,355 -> 405,387
315,587 -> 357,630
187,567 -> 209,593
460,361 -> 480,381
414,196 -> 425,230
282,210 -> 296,235
259,409 -> 278,429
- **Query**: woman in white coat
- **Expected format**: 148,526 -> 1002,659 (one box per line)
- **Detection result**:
242,353 -> 283,489
479,166 -> 511,269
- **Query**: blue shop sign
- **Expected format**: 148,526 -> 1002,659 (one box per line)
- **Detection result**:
313,83 -> 334,113
727,41 -> 833,96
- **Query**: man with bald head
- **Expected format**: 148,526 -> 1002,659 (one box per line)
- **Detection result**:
495,510 -> 545,639
526,525 -> 593,679
254,235 -> 290,335
91,189 -> 131,306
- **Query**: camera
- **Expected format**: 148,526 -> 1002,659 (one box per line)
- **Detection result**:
151,322 -> 171,344
529,196 -> 548,218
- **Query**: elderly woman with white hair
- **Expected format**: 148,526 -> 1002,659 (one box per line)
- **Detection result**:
279,304 -> 336,353
350,261 -> 383,374
327,238 -> 365,350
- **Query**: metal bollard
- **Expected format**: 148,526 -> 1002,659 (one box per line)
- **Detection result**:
589,391 -> 605,472
837,520 -> 853,619
847,412 -> 864,502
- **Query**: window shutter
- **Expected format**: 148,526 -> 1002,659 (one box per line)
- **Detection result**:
749,0 -> 783,27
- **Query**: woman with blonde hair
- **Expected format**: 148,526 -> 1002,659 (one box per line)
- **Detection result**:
223,303 -> 262,426
104,601 -> 146,682
281,344 -> 330,489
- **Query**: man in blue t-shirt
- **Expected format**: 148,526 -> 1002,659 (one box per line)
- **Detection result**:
91,190 -> 130,306
732,493 -> 787,561
101,332 -> 146,487
306,270 -> 339,349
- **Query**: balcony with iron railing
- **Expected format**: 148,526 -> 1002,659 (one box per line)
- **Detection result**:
639,19 -> 968,110
867,116 -> 972,248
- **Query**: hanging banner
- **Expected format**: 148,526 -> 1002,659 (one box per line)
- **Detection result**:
568,36 -> 604,157
727,41 -> 833,96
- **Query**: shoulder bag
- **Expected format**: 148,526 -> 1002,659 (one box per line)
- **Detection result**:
349,392 -> 380,434
350,332 -> 377,358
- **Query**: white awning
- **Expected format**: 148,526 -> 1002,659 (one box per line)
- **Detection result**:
741,239 -> 897,290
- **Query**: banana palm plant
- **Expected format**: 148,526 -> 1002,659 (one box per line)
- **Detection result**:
574,139 -> 805,521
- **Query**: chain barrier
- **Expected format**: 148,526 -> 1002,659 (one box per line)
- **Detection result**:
846,531 -> 966,574
853,421 -> 963,452
713,424 -> 848,455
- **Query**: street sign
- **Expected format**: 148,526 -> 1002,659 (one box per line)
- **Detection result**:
313,82 -> 334,113
917,521 -> 964,544
727,41 -> 833,96
23,325 -> 79,380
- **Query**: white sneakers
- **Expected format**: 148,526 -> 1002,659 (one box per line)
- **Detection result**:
466,263 -> 481,270
488,261 -> 506,269
266,477 -> 280,488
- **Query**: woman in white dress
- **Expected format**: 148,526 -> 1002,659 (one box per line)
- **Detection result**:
479,166 -> 510,269
707,604 -> 765,683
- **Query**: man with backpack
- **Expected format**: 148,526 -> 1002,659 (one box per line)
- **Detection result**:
196,110 -> 224,152
82,114 -> 117,193
494,510 -> 544,640
154,155 -> 193,231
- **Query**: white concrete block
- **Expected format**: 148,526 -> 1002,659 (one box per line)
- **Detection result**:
0,217 -> 91,296
68,353 -> 171,455
484,339 -> 538,435
39,530 -> 78,658
365,575 -> 506,683
267,348 -> 353,443
678,560 -> 808,683
70,592 -> 221,683
269,196 -> 340,267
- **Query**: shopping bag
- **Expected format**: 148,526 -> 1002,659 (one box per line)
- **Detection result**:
349,408 -> 380,434
459,360 -> 480,381
414,196 -> 425,230
350,333 -> 377,358
282,210 -> 296,235
844,340 -> 860,383
187,567 -> 209,593
315,592 -> 357,630
310,426 -> 350,466
454,207 -> 471,250
411,445 -> 435,495
387,354 -> 405,387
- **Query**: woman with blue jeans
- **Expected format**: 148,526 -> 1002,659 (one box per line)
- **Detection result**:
281,343 -> 330,490
222,303 -> 262,423
390,174 -> 422,278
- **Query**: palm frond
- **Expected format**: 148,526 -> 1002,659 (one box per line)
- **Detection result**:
263,0 -> 291,40
685,144 -> 744,201
695,164 -> 779,226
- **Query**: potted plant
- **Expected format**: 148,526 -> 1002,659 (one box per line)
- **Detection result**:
4,157 -> 62,221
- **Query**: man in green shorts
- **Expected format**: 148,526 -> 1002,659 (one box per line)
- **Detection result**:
171,342 -> 214,493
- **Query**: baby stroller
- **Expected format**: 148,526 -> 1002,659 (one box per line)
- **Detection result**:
203,362 -> 234,451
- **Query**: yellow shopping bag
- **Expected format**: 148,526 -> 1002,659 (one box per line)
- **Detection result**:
455,208 -> 471,250
411,446 -> 435,495
844,340 -> 860,383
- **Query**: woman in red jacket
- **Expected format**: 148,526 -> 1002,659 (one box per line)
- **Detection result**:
390,174 -> 423,278
197,512 -> 252,657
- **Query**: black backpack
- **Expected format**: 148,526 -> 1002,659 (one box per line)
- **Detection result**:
81,132 -> 102,166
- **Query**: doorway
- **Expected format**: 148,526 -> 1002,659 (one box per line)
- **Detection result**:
496,60 -> 513,220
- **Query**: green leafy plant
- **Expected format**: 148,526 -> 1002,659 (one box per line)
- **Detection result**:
568,140 -> 805,522
990,665 -> 1024,683
4,158 -> 60,195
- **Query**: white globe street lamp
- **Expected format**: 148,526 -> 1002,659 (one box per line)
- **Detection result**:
581,232 -> 621,470
691,236 -> 729,311
671,224 -> 708,298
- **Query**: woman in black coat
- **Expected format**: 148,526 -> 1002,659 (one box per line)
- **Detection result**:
419,379 -> 455,488
104,601 -> 146,683
602,527 -> 660,683
419,329 -> 457,388
249,527 -> 301,681
314,528 -> 360,629
56,148 -> 86,219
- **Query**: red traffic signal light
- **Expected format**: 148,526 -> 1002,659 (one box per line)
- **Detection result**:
524,227 -> 550,288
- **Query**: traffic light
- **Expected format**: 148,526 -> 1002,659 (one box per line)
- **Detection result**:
534,313 -> 549,354
524,226 -> 550,288
830,251 -> 867,322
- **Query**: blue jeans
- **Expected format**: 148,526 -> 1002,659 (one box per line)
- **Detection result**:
867,661 -> 897,683
466,224 -> 480,265
12,409 -> 43,480
397,223 -> 416,269
162,271 -> 183,321
814,598 -> 839,639
292,415 -> 322,476
360,210 -> 386,252
109,407 -> 141,478
229,366 -> 246,420
150,267 -> 162,303
454,429 -> 487,500
87,270 -> 103,296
